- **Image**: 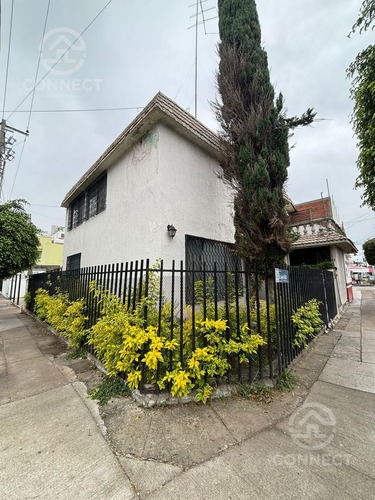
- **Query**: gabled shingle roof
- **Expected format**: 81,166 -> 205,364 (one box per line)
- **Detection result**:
291,230 -> 357,253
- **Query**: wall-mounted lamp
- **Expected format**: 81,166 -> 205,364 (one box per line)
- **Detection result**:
167,224 -> 177,238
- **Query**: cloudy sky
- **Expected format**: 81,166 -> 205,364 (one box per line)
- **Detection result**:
1,0 -> 374,257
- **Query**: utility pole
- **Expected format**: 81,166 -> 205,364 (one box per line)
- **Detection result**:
0,119 -> 29,198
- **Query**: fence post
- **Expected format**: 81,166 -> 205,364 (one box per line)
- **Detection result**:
264,265 -> 273,379
321,270 -> 330,326
143,259 -> 149,326
9,275 -> 15,302
273,267 -> 282,377
17,273 -> 22,305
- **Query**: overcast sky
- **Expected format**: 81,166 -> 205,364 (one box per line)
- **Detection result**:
1,0 -> 374,258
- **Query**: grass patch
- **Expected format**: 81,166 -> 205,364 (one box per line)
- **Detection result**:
237,382 -> 273,403
66,348 -> 87,360
89,375 -> 131,405
276,370 -> 300,392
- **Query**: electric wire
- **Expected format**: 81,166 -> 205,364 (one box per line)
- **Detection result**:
199,0 -> 207,35
30,203 -> 61,208
27,0 -> 51,132
29,210 -> 65,221
7,0 -> 113,198
4,106 -> 143,113
7,0 -> 51,199
7,0 -> 114,121
345,211 -> 374,224
2,0 -> 14,119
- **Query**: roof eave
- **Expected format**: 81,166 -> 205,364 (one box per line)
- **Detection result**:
291,238 -> 358,254
61,92 -> 221,208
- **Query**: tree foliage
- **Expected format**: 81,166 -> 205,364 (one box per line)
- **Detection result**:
363,238 -> 375,265
215,0 -> 315,264
0,200 -> 40,280
348,0 -> 375,209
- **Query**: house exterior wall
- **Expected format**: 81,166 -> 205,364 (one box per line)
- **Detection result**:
157,123 -> 235,264
62,123 -> 235,269
330,245 -> 347,310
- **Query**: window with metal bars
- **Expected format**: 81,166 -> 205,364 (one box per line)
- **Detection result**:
87,173 -> 106,218
69,194 -> 85,230
66,253 -> 81,270
185,235 -> 242,302
67,172 -> 107,230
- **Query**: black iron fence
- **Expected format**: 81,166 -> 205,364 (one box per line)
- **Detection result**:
28,260 -> 337,382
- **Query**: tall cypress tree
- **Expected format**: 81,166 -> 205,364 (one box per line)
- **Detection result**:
215,0 -> 315,264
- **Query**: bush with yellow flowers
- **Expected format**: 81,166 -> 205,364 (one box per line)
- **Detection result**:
158,318 -> 266,403
34,274 -> 267,404
34,288 -> 87,347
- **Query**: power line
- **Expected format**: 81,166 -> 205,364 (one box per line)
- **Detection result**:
4,106 -> 143,114
199,0 -> 207,35
30,203 -> 62,208
344,211 -> 374,224
29,210 -> 65,221
7,0 -> 114,121
27,0 -> 51,132
2,0 -> 14,120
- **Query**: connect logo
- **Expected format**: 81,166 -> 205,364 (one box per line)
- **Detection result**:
41,27 -> 86,76
288,402 -> 336,451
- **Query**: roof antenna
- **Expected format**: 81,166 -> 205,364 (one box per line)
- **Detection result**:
188,0 -> 218,119
326,178 -> 331,200
321,191 -> 329,231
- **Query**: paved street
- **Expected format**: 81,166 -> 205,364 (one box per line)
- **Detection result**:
0,289 -> 374,499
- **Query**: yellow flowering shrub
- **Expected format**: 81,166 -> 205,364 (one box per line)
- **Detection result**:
34,288 -> 87,347
87,282 -> 178,386
34,273 -> 268,405
159,318 -> 266,403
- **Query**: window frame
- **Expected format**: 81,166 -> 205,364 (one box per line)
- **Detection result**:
66,252 -> 81,270
67,172 -> 107,231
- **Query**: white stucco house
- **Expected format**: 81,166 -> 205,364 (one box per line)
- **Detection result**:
61,92 -> 357,317
62,92 -> 238,270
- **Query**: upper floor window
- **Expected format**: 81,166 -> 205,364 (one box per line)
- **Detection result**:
87,174 -> 106,218
68,172 -> 107,230
70,194 -> 85,229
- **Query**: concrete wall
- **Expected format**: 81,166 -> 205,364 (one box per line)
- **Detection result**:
63,123 -> 235,269
1,272 -> 28,299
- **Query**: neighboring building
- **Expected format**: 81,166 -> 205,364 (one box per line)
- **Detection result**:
1,227 -> 64,299
34,229 -> 64,273
288,197 -> 357,305
50,225 -> 65,244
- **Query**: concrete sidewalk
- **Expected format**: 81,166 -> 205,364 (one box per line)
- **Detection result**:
0,298 -> 137,500
144,288 -> 375,499
1,290 -> 374,499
